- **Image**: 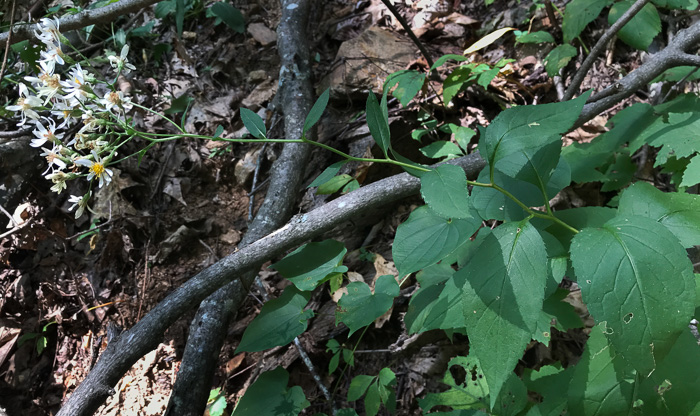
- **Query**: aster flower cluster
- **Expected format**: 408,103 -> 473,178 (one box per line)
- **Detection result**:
6,17 -> 137,219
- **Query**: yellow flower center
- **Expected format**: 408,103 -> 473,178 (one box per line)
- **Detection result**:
91,162 -> 105,176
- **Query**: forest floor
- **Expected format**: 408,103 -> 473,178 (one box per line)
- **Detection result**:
0,0 -> 660,414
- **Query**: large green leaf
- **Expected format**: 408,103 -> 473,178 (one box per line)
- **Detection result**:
567,327 -> 635,416
459,220 -> 548,407
366,91 -> 391,157
232,367 -> 309,415
543,206 -> 617,251
562,0 -> 614,43
336,275 -> 400,335
637,330 -> 700,415
514,30 -> 555,44
418,355 -> 489,412
609,1 -> 661,51
393,206 -> 480,276
618,182 -> 700,248
383,70 -> 426,107
570,216 -> 695,375
270,240 -> 347,291
420,164 -> 473,219
236,286 -> 313,352
480,93 -> 587,187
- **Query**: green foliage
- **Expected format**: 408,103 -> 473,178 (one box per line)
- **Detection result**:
230,11 -> 700,411
393,206 -> 480,276
270,240 -> 347,291
207,388 -> 227,416
326,339 -> 354,374
513,30 -> 554,44
336,275 -> 399,335
441,59 -> 513,104
562,0 -> 613,43
347,368 -> 396,416
571,215 -> 695,375
232,367 -> 309,415
366,91 -> 391,157
236,286 -> 313,353
543,44 -> 577,77
383,70 -> 426,107
419,355 -> 489,411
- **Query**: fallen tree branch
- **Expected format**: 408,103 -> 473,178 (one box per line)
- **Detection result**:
0,0 -> 160,48
163,0 -> 316,414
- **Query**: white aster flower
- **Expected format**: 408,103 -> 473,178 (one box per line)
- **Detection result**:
100,90 -> 133,113
35,17 -> 62,46
25,61 -> 63,103
40,144 -> 67,174
6,83 -> 43,125
31,118 -> 64,147
108,45 -> 136,74
67,192 -> 91,219
75,150 -> 113,188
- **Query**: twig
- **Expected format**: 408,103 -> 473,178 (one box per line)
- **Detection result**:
378,0 -> 435,70
564,0 -> 652,101
0,0 -> 16,82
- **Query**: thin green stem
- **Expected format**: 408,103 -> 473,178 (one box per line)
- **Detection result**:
467,180 -> 579,234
